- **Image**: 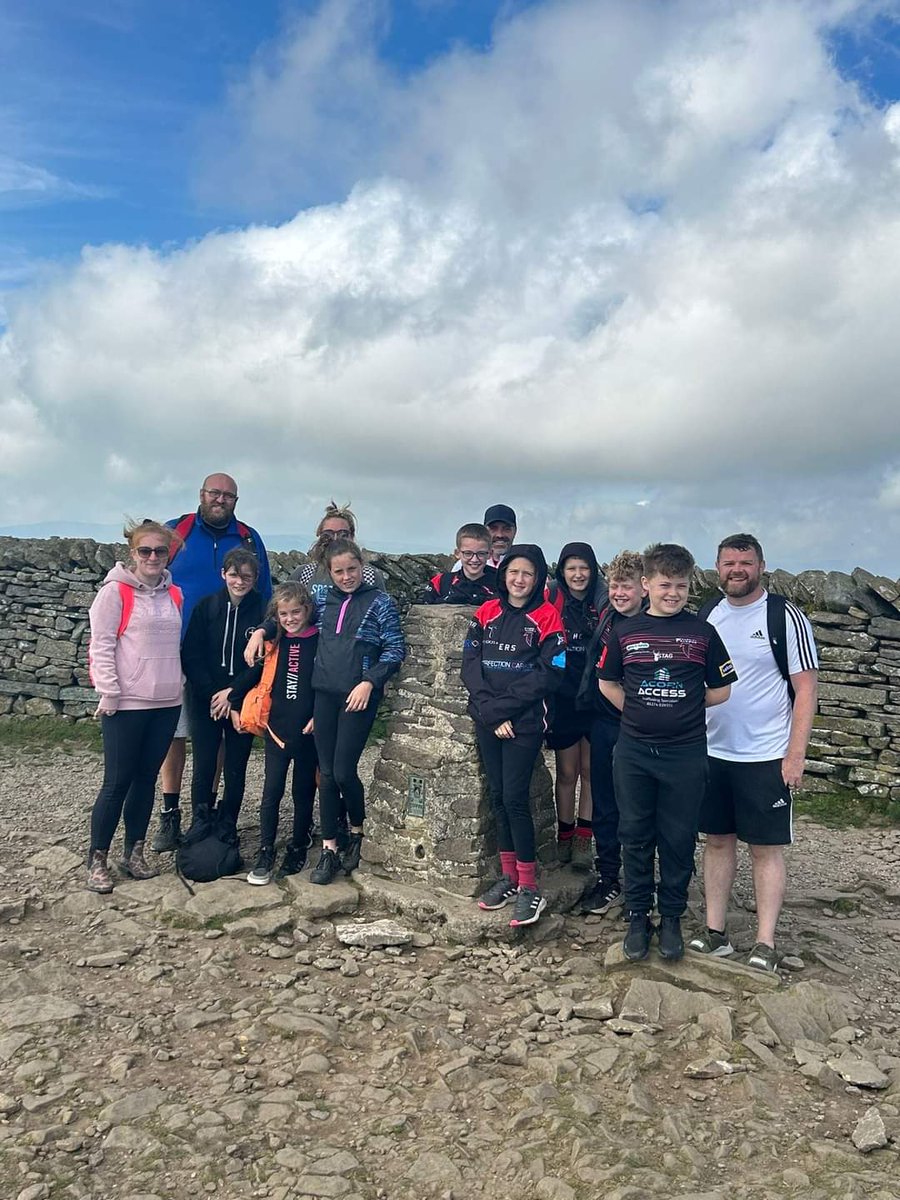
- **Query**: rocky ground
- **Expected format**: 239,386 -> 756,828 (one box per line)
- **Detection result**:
1,741 -> 899,1200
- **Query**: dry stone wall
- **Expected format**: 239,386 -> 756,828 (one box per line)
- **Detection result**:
1,535 -> 899,819
0,536 -> 446,720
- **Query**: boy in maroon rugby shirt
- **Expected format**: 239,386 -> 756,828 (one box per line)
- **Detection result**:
598,543 -> 736,962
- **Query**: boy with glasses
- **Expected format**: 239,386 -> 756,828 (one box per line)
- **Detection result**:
421,524 -> 499,605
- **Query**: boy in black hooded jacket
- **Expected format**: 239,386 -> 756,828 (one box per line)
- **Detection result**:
180,549 -> 265,835
461,545 -> 566,927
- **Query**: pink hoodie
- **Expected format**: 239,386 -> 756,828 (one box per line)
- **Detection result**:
88,563 -> 183,712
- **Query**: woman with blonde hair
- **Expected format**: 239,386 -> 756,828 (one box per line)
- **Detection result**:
86,519 -> 184,892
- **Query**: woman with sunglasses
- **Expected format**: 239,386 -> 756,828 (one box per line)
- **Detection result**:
86,520 -> 184,892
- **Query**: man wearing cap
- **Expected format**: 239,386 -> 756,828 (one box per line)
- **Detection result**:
483,505 -> 517,568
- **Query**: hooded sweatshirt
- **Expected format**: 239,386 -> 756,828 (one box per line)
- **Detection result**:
549,542 -> 605,699
181,586 -> 267,704
461,544 -> 567,735
88,564 -> 183,712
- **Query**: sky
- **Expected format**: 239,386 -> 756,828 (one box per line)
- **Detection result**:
2,0 -> 900,572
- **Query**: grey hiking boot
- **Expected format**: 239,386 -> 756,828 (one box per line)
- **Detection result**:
570,833 -> 594,870
151,807 -> 181,853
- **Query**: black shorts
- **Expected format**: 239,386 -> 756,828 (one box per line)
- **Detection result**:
546,696 -> 592,751
700,757 -> 793,846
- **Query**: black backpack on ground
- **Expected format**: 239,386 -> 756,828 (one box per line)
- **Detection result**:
175,810 -> 242,884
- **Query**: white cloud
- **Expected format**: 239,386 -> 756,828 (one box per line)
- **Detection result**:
1,0 -> 900,574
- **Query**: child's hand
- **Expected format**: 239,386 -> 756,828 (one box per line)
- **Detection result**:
230,710 -> 245,733
244,628 -> 265,667
302,718 -> 314,735
345,682 -> 374,712
494,720 -> 515,739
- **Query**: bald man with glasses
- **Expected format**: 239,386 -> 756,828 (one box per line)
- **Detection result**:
151,472 -> 272,852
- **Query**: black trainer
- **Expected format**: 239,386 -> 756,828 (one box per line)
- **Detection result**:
581,879 -> 622,916
276,843 -> 308,878
341,832 -> 363,874
623,912 -> 653,961
477,875 -> 517,910
151,807 -> 181,853
310,848 -> 341,886
247,846 -> 276,886
509,886 -> 547,928
657,915 -> 684,960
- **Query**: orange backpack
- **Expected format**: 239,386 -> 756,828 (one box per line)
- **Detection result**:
238,643 -> 285,748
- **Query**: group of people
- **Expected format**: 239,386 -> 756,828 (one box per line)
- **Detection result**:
86,478 -> 819,971
86,478 -> 404,896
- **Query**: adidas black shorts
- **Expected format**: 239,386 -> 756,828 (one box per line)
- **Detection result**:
699,757 -> 793,846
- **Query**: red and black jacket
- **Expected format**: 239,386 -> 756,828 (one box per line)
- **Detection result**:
421,567 -> 498,606
461,545 -> 566,736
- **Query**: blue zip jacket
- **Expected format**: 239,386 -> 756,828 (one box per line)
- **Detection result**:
165,510 -> 272,638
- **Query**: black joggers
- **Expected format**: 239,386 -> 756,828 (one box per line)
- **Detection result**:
612,733 -> 708,917
90,706 -> 181,854
187,699 -> 254,827
474,724 -> 543,863
589,716 -> 622,885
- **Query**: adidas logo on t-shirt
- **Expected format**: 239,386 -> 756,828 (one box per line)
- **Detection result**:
750,629 -> 766,640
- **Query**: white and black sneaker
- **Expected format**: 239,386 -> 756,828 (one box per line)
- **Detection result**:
477,875 -> 517,910
247,846 -> 275,886
581,879 -> 623,916
509,886 -> 547,928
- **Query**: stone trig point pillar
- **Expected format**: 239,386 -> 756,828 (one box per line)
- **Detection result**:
364,605 -> 560,897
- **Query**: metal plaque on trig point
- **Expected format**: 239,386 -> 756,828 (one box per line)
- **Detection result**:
406,775 -> 426,818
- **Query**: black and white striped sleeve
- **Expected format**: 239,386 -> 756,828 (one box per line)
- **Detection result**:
785,602 -> 818,673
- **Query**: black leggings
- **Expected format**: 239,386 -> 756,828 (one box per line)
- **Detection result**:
188,699 -> 254,826
259,732 -> 318,849
313,690 -> 379,840
90,707 -> 181,853
474,724 -> 543,863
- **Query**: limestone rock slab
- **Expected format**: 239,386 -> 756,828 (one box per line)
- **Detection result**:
285,876 -> 360,919
0,995 -> 83,1029
334,919 -> 413,948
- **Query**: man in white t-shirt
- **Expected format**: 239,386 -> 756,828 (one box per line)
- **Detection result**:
691,533 -> 818,972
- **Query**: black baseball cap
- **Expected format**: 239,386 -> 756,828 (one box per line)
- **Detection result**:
483,504 -> 517,527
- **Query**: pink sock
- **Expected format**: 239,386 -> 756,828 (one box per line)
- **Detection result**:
517,861 -> 537,889
499,852 -> 519,885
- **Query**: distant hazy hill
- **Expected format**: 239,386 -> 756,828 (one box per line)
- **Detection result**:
0,523 -> 418,554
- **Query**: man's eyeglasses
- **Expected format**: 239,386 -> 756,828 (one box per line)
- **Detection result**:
135,546 -> 170,560
459,550 -> 489,561
320,529 -> 352,542
203,489 -> 238,502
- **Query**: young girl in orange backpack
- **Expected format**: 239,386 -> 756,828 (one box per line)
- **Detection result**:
228,582 -> 319,884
